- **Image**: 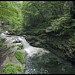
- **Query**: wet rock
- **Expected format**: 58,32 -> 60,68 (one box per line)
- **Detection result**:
0,34 -> 26,74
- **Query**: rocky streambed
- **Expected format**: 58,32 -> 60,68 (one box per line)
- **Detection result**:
0,32 -> 75,74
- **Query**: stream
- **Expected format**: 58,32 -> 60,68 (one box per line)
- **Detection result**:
1,32 -> 75,74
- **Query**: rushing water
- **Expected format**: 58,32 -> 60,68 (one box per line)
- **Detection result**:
18,36 -> 75,74
18,36 -> 50,74
1,32 -> 75,74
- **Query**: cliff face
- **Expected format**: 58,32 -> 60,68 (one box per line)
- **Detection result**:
24,14 -> 75,64
0,38 -> 8,70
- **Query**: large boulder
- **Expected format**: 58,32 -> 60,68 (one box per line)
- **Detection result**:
0,37 -> 9,70
0,34 -> 26,74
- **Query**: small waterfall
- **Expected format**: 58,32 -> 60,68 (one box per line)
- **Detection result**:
18,36 -> 49,56
18,36 -> 30,49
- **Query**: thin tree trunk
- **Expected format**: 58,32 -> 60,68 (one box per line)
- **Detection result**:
32,2 -> 46,22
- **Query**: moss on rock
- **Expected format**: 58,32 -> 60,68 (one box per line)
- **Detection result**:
15,51 -> 25,64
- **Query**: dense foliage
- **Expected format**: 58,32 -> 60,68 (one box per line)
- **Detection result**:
22,1 -> 68,34
1,1 -> 75,74
1,1 -> 75,36
0,1 -> 23,34
21,1 -> 75,37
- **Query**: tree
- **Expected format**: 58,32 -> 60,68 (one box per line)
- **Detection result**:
22,1 -> 65,34
0,1 -> 23,34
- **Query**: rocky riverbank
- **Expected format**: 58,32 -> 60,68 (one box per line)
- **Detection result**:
0,33 -> 26,74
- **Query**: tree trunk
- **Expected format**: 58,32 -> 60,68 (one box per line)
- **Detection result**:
70,1 -> 75,19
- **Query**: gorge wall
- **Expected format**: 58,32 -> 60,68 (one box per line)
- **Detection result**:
24,14 -> 75,65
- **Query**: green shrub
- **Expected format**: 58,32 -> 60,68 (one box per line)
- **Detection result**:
15,51 -> 25,64
46,14 -> 71,33
2,63 -> 22,74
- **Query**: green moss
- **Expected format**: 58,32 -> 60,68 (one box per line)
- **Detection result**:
2,63 -> 22,74
15,51 -> 25,64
